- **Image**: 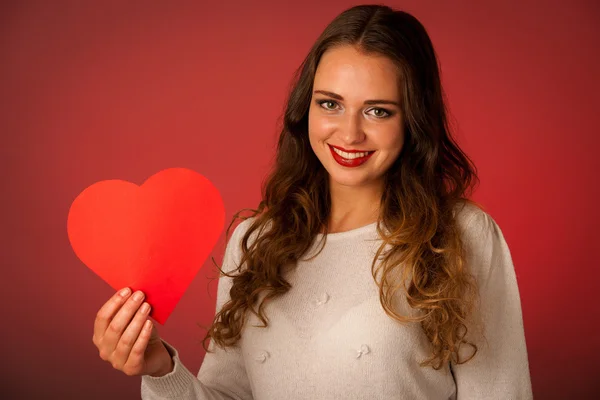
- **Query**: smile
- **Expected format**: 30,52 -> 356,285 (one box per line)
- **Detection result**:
328,144 -> 375,167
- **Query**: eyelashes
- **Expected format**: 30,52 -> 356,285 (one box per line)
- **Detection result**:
316,99 -> 392,119
318,100 -> 340,111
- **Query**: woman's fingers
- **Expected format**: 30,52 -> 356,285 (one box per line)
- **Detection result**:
93,288 -> 165,377
93,287 -> 132,348
113,301 -> 152,370
122,319 -> 154,376
101,290 -> 146,356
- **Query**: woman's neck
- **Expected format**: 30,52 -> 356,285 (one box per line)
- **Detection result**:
326,179 -> 382,233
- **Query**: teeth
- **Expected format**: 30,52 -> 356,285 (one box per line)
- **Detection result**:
332,147 -> 371,159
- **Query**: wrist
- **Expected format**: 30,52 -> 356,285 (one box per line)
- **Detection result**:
149,345 -> 175,377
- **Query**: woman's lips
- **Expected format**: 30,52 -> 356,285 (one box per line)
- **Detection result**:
328,144 -> 375,167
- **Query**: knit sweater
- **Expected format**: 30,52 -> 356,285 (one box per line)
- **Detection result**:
141,203 -> 533,399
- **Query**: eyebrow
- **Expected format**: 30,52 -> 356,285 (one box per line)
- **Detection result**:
313,90 -> 400,107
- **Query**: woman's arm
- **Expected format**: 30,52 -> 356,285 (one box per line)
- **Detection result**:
450,209 -> 533,399
140,219 -> 254,400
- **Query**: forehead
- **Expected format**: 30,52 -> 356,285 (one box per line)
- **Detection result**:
313,45 -> 401,99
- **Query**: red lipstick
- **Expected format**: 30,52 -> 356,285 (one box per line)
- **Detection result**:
328,144 -> 374,167
329,144 -> 373,153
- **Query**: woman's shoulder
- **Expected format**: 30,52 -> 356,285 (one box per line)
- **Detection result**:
225,215 -> 270,257
226,216 -> 257,249
453,200 -> 498,240
220,216 -> 258,274
453,200 -> 512,266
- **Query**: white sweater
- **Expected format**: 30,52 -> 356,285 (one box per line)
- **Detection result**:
141,203 -> 533,399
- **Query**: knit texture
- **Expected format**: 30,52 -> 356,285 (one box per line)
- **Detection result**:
141,202 -> 533,399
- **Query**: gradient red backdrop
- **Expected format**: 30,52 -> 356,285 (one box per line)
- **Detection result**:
2,1 -> 599,399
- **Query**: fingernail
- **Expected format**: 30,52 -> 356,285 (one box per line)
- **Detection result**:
133,291 -> 144,301
119,288 -> 131,297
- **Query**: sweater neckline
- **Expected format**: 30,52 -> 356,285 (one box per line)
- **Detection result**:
316,221 -> 379,242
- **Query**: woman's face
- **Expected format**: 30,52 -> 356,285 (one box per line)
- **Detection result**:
308,45 -> 404,190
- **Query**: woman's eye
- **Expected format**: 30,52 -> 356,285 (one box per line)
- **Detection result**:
368,108 -> 390,118
319,100 -> 338,110
317,100 -> 391,118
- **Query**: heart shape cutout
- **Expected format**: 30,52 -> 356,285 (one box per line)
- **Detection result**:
67,168 -> 225,324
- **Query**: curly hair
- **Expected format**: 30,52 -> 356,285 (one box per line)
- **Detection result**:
202,4 -> 484,370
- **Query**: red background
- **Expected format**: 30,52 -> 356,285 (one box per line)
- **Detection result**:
2,1 -> 598,398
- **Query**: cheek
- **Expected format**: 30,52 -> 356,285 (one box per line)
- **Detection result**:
308,109 -> 334,142
373,129 -> 404,168
308,113 -> 321,154
379,128 -> 404,153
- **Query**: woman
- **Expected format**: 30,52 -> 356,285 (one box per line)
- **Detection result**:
93,4 -> 533,399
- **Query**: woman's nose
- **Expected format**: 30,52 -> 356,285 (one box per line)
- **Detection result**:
339,114 -> 366,144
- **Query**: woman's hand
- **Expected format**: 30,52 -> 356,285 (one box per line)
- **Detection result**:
92,288 -> 174,377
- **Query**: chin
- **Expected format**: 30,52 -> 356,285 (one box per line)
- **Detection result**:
327,170 -> 374,188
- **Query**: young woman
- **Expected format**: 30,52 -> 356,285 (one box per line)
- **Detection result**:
93,4 -> 533,399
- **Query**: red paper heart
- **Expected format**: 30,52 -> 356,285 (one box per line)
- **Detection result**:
67,168 -> 224,324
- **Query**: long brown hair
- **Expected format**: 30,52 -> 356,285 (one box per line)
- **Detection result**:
203,4 -> 483,370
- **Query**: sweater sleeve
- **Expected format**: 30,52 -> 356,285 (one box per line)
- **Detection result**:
450,209 -> 533,400
140,219 -> 254,400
